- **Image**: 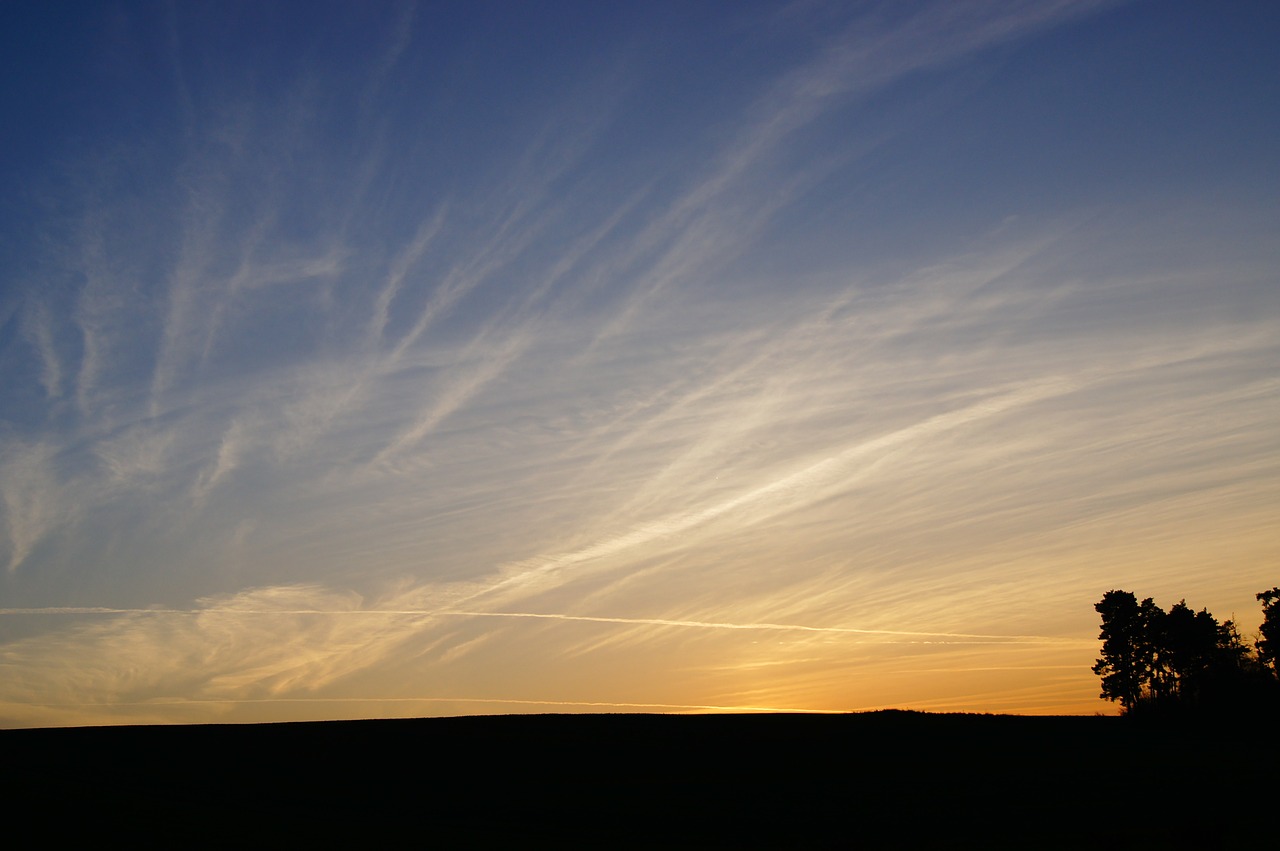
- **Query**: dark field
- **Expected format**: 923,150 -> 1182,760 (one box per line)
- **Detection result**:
4,711 -> 1268,847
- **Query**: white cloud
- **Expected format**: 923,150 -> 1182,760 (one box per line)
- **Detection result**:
0,440 -> 63,573
21,301 -> 63,400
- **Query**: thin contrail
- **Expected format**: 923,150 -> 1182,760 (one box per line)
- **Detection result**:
0,606 -> 1092,644
0,607 -> 210,615
440,610 -> 1089,644
29,696 -> 846,714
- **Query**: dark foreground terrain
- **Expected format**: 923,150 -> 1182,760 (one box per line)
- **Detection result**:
4,711 -> 1270,847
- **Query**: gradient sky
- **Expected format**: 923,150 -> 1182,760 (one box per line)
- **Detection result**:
2,0 -> 1278,728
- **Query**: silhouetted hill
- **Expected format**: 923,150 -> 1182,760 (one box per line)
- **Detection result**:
4,711 -> 1268,847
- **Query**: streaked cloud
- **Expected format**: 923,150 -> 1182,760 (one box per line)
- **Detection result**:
1,0 -> 1277,727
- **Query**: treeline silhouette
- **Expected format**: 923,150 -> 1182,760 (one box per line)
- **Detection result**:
1093,586 -> 1280,716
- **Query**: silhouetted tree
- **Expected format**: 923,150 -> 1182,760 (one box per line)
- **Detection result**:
1160,600 -> 1219,703
1092,590 -> 1148,711
1212,619 -> 1253,674
1136,596 -> 1166,702
1257,587 -> 1280,674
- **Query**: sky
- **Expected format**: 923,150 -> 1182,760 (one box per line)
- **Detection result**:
1,0 -> 1277,728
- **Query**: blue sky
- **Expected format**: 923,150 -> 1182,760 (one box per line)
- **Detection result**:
2,0 -> 1278,727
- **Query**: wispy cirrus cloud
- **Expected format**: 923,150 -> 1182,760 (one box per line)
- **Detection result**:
20,301 -> 63,400
2,0 -> 1277,727
0,441 -> 63,574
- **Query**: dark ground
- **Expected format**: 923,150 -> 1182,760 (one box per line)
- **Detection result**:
3,711 -> 1269,847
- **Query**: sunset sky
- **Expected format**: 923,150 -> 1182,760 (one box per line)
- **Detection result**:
2,0 -> 1278,728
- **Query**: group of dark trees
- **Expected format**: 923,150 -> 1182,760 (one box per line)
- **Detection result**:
1092,586 -> 1280,716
